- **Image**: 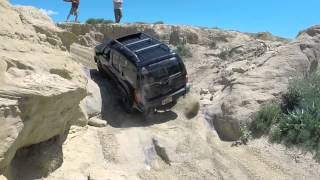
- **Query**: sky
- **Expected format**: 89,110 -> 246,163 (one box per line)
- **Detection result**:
10,0 -> 320,38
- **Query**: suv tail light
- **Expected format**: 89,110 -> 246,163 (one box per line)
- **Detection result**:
134,90 -> 142,104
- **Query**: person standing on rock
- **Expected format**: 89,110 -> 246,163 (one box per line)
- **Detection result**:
113,0 -> 123,23
65,0 -> 80,22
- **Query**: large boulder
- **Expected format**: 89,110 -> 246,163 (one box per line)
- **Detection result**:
0,0 -> 87,174
80,69 -> 102,119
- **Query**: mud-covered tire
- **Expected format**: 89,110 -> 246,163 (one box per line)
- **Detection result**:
97,60 -> 104,73
121,95 -> 133,113
97,60 -> 109,78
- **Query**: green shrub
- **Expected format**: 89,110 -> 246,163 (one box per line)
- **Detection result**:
175,43 -> 192,57
134,21 -> 148,24
217,50 -> 230,60
281,85 -> 302,113
153,21 -> 164,24
271,105 -> 320,157
250,72 -> 320,161
208,34 -> 230,49
250,104 -> 282,136
86,18 -> 114,25
209,41 -> 217,49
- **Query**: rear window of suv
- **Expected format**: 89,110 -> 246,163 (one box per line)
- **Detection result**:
143,57 -> 182,82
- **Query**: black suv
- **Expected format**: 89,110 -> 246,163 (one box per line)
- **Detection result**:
94,32 -> 188,114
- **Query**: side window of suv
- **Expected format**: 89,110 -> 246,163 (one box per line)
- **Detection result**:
121,58 -> 137,85
111,50 -> 121,72
111,50 -> 137,85
103,48 -> 110,61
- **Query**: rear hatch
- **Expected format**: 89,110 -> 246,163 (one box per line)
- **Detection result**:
141,57 -> 186,101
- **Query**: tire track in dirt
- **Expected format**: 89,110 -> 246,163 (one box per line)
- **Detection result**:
206,133 -> 292,180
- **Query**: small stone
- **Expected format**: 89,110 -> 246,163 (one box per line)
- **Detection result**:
232,67 -> 246,73
200,88 -> 210,95
0,175 -> 8,180
88,117 -> 107,127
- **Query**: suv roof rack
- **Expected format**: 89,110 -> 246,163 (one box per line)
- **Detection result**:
112,39 -> 140,62
134,43 -> 161,53
111,32 -> 172,66
126,38 -> 151,47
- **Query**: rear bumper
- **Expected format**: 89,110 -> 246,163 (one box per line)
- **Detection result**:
144,87 -> 187,110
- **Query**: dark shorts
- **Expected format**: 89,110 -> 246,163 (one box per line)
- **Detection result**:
70,3 -> 79,15
114,9 -> 122,23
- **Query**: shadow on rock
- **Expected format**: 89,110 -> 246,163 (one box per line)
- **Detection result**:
89,69 -> 177,128
5,135 -> 65,180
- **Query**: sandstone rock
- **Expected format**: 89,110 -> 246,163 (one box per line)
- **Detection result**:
88,117 -> 107,127
80,69 -> 102,119
206,103 -> 242,141
226,60 -> 249,73
200,88 -> 210,95
0,0 -> 87,172
152,138 -> 171,165
248,32 -> 289,42
70,44 -> 96,69
57,23 -> 225,47
298,25 -> 320,39
57,31 -> 78,51
13,6 -> 59,33
206,38 -> 319,141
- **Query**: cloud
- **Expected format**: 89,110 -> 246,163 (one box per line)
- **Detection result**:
39,8 -> 58,16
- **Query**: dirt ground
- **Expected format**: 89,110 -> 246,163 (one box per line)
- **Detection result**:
44,67 -> 320,180
3,44 -> 313,180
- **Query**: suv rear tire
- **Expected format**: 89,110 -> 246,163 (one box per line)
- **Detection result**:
97,60 -> 110,78
97,60 -> 104,73
121,94 -> 133,113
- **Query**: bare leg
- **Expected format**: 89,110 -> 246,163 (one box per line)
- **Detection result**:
119,9 -> 122,23
75,12 -> 78,22
66,13 -> 71,22
114,9 -> 118,23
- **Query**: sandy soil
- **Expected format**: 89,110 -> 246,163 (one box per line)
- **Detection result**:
44,67 -> 320,180
2,44 -> 309,180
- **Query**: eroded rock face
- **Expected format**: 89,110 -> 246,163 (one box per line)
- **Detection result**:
298,25 -> 320,39
0,0 -> 87,174
58,20 -> 318,142
204,29 -> 320,141
57,23 -> 217,46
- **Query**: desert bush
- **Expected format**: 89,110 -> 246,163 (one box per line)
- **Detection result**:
175,43 -> 192,57
134,21 -> 148,24
86,18 -> 114,25
153,21 -> 164,24
217,49 -> 230,60
208,33 -> 230,49
251,72 -> 320,160
250,104 -> 282,136
281,85 -> 302,113
209,41 -> 217,49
